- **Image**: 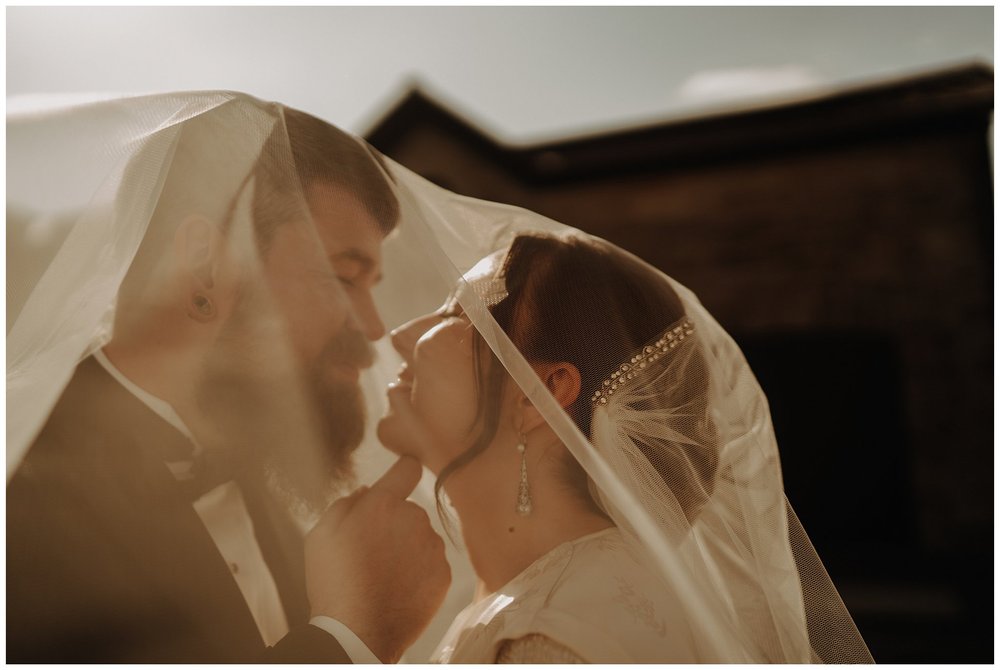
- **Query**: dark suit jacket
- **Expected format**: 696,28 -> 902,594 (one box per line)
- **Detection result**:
7,357 -> 352,663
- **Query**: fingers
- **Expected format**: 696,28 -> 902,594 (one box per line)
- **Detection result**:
368,456 -> 423,500
322,484 -> 369,526
321,457 -> 423,529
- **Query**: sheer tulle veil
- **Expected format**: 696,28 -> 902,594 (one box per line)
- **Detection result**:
7,91 -> 872,662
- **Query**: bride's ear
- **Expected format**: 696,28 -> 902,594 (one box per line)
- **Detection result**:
520,362 -> 582,432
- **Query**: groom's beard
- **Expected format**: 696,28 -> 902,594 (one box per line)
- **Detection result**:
194,282 -> 373,513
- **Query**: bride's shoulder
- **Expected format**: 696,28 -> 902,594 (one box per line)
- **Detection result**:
434,527 -> 694,663
512,526 -> 696,663
549,527 -> 666,602
506,527 -> 636,598
456,527 -> 649,625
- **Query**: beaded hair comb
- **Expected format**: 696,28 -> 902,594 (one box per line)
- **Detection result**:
591,317 -> 695,407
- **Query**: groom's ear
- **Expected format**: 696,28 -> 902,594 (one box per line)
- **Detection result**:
175,215 -> 225,291
520,362 -> 582,432
174,215 -> 239,323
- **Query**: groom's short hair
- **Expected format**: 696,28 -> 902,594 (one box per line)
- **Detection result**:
115,98 -> 399,319
243,106 -> 399,247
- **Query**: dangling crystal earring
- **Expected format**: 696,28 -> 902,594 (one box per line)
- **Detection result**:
516,432 -> 532,516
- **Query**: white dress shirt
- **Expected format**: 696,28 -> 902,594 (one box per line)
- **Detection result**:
93,349 -> 379,663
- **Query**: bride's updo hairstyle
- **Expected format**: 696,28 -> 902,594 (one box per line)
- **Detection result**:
436,232 -> 719,524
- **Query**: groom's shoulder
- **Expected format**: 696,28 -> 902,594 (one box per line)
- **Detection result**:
10,359 -> 150,509
17,356 -> 157,478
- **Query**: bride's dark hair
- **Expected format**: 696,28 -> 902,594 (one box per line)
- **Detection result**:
435,232 -> 718,524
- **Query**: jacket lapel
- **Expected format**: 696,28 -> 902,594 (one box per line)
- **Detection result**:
52,358 -> 267,660
238,477 -> 312,626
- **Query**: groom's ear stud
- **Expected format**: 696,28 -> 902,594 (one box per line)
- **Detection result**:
189,292 -> 216,321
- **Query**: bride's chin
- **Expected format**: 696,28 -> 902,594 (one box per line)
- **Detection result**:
375,413 -> 421,462
375,414 -> 402,452
378,385 -> 439,467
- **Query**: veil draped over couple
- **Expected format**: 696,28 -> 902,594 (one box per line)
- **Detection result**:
7,92 -> 873,663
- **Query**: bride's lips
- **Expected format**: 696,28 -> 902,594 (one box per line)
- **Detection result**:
386,365 -> 414,401
386,379 -> 412,394
384,380 -> 414,417
395,363 -> 414,385
384,365 -> 415,414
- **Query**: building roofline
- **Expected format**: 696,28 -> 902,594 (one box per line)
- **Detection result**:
365,63 -> 994,184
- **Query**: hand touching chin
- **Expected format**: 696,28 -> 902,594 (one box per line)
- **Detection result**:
377,382 -> 440,471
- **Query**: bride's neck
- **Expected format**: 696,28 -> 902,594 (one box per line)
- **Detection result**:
444,438 -> 613,594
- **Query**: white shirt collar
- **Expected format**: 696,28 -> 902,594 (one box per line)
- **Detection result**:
92,348 -> 203,471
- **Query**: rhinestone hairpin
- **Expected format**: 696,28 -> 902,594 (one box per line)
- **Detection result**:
590,317 -> 695,407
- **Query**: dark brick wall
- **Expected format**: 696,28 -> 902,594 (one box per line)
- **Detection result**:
368,72 -> 993,661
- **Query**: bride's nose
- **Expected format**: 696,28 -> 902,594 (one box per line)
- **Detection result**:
390,313 -> 441,361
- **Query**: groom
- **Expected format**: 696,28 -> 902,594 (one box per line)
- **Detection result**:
6,103 -> 450,663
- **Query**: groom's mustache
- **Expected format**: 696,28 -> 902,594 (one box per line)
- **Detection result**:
322,327 -> 376,371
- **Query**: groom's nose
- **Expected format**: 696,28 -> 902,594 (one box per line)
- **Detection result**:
348,288 -> 386,342
390,314 -> 441,362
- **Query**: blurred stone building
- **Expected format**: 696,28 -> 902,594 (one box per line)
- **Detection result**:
366,64 -> 994,663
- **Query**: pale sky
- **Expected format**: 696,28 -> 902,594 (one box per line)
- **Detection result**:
6,6 -> 993,143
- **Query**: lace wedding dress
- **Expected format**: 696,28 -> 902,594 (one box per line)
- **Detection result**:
433,527 -> 700,663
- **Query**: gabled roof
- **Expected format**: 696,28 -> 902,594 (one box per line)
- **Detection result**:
365,63 -> 993,185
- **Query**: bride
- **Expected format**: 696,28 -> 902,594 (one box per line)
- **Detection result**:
378,230 -> 871,663
8,90 -> 870,663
